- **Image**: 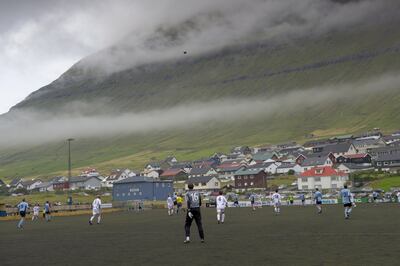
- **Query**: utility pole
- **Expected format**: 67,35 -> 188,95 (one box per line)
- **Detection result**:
67,138 -> 74,180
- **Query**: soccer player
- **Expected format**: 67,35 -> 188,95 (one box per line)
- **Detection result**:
44,201 -> 51,222
300,194 -> 306,206
341,185 -> 353,219
372,191 -> 379,203
32,203 -> 40,221
184,183 -> 204,244
272,189 -> 282,215
89,196 -> 102,225
216,191 -> 228,224
250,193 -> 256,211
397,191 -> 400,203
176,194 -> 183,214
314,188 -> 323,214
17,199 -> 29,229
167,195 -> 174,216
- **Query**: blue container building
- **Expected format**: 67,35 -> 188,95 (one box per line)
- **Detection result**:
113,176 -> 173,201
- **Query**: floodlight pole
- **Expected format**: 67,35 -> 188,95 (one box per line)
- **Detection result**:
67,138 -> 74,180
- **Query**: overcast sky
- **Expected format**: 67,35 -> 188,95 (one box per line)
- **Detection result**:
0,0 -> 397,114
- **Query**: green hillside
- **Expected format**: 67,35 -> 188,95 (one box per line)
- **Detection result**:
1,20 -> 400,180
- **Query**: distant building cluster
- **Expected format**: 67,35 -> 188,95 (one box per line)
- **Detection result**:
2,129 -> 400,200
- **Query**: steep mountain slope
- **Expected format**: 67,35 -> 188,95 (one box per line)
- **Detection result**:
1,19 -> 400,179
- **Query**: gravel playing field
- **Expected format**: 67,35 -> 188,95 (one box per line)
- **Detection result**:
1,204 -> 399,266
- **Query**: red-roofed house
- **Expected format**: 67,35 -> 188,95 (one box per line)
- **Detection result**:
160,169 -> 188,181
297,166 -> 348,190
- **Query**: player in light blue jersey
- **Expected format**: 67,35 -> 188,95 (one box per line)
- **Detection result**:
314,188 -> 323,214
17,199 -> 29,229
341,185 -> 353,219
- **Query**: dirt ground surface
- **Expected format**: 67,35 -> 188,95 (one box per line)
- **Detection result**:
1,204 -> 399,266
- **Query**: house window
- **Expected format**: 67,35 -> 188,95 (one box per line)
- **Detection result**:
250,182 -> 254,186
302,178 -> 307,182
162,183 -> 165,187
384,162 -> 389,165
244,176 -> 248,180
215,182 -> 219,186
332,184 -> 337,188
237,176 -> 242,180
128,193 -> 131,196
116,193 -> 120,197
201,183 -> 206,186
156,183 -> 159,187
122,193 -> 125,197
237,183 -> 242,186
331,177 -> 337,181
315,177 -> 321,182
250,176 -> 254,179
302,185 -> 308,190
244,183 -> 247,186
139,192 -> 142,195
315,169 -> 323,174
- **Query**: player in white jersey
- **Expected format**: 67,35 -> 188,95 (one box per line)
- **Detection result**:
167,195 -> 174,216
32,203 -> 40,221
272,189 -> 282,215
396,191 -> 400,203
89,196 -> 102,225
216,191 -> 228,224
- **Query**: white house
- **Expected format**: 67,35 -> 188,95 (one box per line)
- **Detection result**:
263,162 -> 279,174
69,176 -> 102,190
185,176 -> 221,191
35,182 -> 54,192
102,169 -> 137,188
297,166 -> 348,190
16,179 -> 43,191
276,163 -> 303,174
336,163 -> 374,174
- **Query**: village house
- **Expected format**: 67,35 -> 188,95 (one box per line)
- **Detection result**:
15,179 -> 43,191
312,142 -> 357,157
368,146 -> 400,158
252,152 -> 279,163
50,176 -> 69,191
336,163 -> 374,174
142,168 -> 163,179
351,139 -> 385,154
373,153 -> 400,173
336,154 -> 372,165
300,154 -> 335,172
263,162 -> 279,174
102,169 -> 138,188
8,177 -> 23,188
185,176 -> 221,191
34,182 -> 54,192
160,169 -> 188,181
233,168 -> 267,191
69,176 -> 102,190
188,167 -> 218,178
276,163 -> 303,175
298,166 -> 348,190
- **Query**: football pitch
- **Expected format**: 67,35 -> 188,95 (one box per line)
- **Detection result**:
1,204 -> 399,266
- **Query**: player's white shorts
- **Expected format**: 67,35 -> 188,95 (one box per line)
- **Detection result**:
92,209 -> 100,215
217,208 -> 225,214
167,204 -> 174,209
273,202 -> 281,207
33,211 -> 39,216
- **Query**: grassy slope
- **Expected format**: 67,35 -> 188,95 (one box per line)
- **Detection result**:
0,23 -> 400,180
